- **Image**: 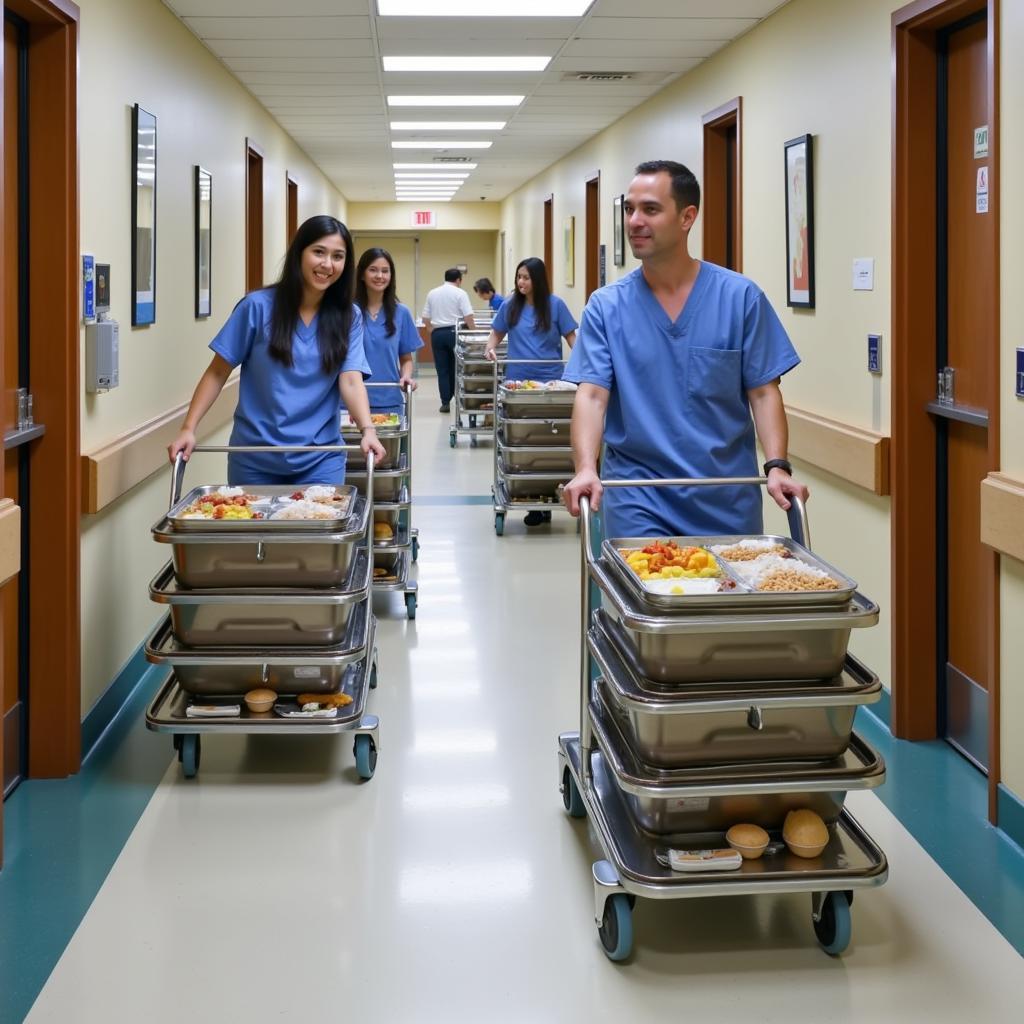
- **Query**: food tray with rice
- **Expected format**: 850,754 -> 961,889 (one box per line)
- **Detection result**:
168,484 -> 356,532
498,380 -> 576,419
604,534 -> 857,611
341,413 -> 405,469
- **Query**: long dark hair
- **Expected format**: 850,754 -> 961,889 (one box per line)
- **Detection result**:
504,257 -> 552,333
269,215 -> 355,375
354,248 -> 398,337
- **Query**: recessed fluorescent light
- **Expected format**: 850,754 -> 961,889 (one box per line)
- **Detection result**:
394,162 -> 477,170
394,173 -> 469,179
379,1 -> 591,14
390,121 -> 505,131
392,141 -> 492,149
395,197 -> 451,202
388,95 -> 524,107
383,56 -> 550,72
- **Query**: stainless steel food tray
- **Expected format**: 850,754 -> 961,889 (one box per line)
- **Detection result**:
605,534 -> 857,610
592,556 -> 878,683
591,691 -> 885,835
496,441 -> 575,474
591,610 -> 881,767
559,733 -> 888,896
372,523 -> 411,554
167,484 -> 357,532
495,466 -> 569,499
346,457 -> 408,501
498,384 -> 575,418
145,603 -> 371,695
462,374 -> 496,394
340,429 -> 404,470
153,495 -> 370,590
149,555 -> 371,647
501,417 -> 571,447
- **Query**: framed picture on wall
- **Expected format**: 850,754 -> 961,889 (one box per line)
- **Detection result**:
612,194 -> 625,266
563,216 -> 575,287
784,133 -> 814,308
131,103 -> 157,326
194,166 -> 212,319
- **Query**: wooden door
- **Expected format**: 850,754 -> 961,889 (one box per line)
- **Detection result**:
286,173 -> 297,244
246,140 -> 264,292
702,98 -> 742,271
585,174 -> 599,299
543,195 -> 552,283
939,13 -> 995,770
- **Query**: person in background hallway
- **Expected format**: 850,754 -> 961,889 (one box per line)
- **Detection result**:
473,277 -> 504,312
562,160 -> 808,538
485,257 -> 578,526
353,247 -> 423,415
169,215 -> 385,484
421,268 -> 476,413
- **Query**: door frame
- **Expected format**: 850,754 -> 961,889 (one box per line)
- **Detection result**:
542,194 -> 553,281
285,171 -> 297,245
245,137 -> 264,292
701,97 -> 742,271
891,0 -> 1001,819
584,171 -> 600,299
0,0 -> 81,863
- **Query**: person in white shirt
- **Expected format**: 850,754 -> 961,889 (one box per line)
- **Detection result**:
421,268 -> 476,412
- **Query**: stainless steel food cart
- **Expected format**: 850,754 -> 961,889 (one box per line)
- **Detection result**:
490,360 -> 575,535
450,325 -> 502,448
146,444 -> 380,781
342,383 -> 418,619
558,478 -> 888,960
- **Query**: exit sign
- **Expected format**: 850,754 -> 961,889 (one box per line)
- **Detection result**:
411,209 -> 436,228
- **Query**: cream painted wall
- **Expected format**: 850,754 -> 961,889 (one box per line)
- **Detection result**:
349,203 -> 500,233
77,0 -> 349,714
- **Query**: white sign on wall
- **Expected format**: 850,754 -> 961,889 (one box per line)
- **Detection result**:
411,209 -> 436,228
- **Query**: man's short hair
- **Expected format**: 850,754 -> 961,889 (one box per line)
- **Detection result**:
634,160 -> 701,212
444,268 -> 462,283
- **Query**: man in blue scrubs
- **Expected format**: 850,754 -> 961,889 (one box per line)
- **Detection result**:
562,160 -> 808,538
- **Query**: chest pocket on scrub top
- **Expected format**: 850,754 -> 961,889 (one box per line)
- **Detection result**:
687,346 -> 742,403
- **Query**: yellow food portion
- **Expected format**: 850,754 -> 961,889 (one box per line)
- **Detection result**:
194,502 -> 257,520
620,543 -> 721,581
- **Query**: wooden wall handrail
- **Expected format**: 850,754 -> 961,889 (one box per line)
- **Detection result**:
981,473 -> 1024,564
786,405 -> 891,496
81,376 -> 239,514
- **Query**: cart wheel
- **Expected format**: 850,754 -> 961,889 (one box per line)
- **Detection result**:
449,431 -> 457,448
561,766 -> 586,819
598,893 -> 633,961
412,536 -> 419,563
470,415 -> 477,428
369,663 -> 378,690
354,734 -> 377,780
813,891 -> 852,956
181,735 -> 201,779
470,435 -> 478,448
494,512 -> 505,536
405,592 -> 417,620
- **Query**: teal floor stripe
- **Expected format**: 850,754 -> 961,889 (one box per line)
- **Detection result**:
997,784 -> 1024,855
416,494 -> 493,506
0,667 -> 171,1024
854,707 -> 1024,955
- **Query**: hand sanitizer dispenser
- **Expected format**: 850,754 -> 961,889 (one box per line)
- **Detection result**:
85,262 -> 119,393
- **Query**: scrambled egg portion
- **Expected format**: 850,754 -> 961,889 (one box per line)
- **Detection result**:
621,542 -> 722,581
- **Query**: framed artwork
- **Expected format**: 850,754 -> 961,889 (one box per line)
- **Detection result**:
131,103 -> 157,326
194,166 -> 212,318
563,215 -> 575,287
784,133 -> 814,308
612,194 -> 625,266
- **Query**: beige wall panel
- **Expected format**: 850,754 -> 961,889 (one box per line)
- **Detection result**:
349,203 -> 501,233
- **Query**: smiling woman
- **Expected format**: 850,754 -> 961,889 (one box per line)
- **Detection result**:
167,215 -> 386,486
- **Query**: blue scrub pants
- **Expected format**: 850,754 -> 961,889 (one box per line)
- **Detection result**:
227,450 -> 347,487
431,326 -> 456,405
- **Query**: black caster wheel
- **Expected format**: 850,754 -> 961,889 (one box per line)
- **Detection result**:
369,663 -> 378,689
561,766 -> 586,819
405,592 -> 417,620
181,735 -> 201,779
598,894 -> 633,961
412,536 -> 420,563
449,432 -> 456,448
813,891 -> 852,956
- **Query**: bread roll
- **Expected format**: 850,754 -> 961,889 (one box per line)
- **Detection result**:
783,809 -> 829,858
244,688 -> 276,713
373,521 -> 394,540
725,823 -> 770,859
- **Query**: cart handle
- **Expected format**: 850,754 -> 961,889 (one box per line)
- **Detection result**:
577,477 -> 809,563
170,444 -> 374,511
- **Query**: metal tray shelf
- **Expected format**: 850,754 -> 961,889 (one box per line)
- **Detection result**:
144,604 -> 371,695
496,441 -> 575,474
501,417 -> 571,446
167,484 -> 357,533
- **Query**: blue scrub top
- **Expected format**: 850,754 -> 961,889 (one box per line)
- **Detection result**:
357,302 -> 423,413
210,288 -> 371,485
489,293 -> 504,312
492,295 -> 578,381
564,263 -> 799,539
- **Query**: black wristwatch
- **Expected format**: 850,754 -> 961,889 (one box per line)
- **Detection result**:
763,458 -> 792,476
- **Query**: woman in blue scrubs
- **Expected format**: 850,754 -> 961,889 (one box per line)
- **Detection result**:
169,215 -> 385,484
353,247 -> 423,414
483,257 -> 577,382
485,257 -> 578,524
473,277 -> 504,312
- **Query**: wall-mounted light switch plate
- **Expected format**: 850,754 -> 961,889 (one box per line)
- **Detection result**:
868,334 -> 882,374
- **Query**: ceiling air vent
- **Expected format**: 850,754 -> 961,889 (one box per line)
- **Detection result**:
432,155 -> 473,163
563,72 -> 634,82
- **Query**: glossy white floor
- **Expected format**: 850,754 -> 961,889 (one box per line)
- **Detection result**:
27,398 -> 1023,1022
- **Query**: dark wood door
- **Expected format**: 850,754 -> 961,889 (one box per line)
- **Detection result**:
585,175 -> 599,299
543,196 -> 552,282
246,142 -> 264,292
939,13 -> 994,770
2,13 -> 27,797
702,99 -> 742,271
